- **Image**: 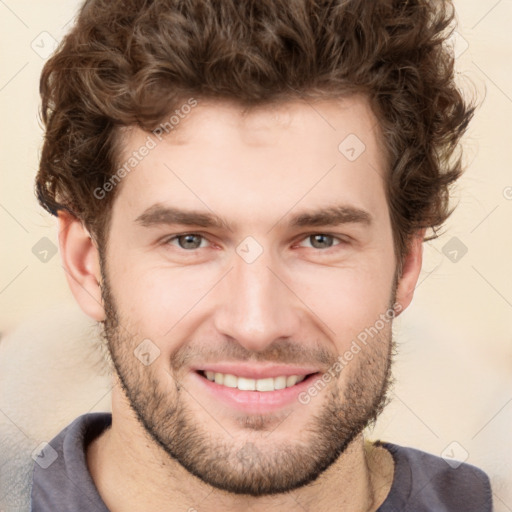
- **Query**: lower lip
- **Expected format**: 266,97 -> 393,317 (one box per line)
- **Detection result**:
191,371 -> 320,414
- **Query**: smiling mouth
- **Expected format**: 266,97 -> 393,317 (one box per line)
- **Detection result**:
197,370 -> 319,392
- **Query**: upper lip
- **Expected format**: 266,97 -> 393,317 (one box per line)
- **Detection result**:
194,363 -> 320,380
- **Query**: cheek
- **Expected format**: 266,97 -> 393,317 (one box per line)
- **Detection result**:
291,262 -> 396,349
106,230 -> 396,349
108,258 -> 217,338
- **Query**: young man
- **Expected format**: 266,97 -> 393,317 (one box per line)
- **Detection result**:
31,0 -> 492,510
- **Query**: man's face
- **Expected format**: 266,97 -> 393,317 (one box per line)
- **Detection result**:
100,97 -> 403,495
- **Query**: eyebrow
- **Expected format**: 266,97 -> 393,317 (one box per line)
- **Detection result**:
290,206 -> 371,228
135,204 -> 372,231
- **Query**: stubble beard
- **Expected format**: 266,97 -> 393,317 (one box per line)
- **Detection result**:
100,271 -> 394,496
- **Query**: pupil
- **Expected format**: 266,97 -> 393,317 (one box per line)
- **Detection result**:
180,234 -> 201,249
311,234 -> 332,249
177,235 -> 332,250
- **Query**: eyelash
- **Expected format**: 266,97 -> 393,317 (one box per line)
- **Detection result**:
161,233 -> 347,252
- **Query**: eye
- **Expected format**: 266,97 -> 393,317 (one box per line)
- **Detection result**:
298,234 -> 342,250
165,233 -> 209,250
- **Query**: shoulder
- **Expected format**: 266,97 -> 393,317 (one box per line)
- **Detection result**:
31,412 -> 111,512
377,441 -> 493,512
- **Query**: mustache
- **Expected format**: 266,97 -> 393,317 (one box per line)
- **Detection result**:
170,338 -> 338,372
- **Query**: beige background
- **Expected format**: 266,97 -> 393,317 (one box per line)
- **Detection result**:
0,1 -> 511,510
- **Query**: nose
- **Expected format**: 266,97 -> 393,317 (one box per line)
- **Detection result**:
212,247 -> 300,353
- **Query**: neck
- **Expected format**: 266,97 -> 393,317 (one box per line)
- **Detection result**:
87,387 -> 394,512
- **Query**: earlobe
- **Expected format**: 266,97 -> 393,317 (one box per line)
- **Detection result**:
58,211 -> 105,321
394,230 -> 425,316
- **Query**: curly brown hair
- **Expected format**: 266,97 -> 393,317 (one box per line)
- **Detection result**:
36,0 -> 474,263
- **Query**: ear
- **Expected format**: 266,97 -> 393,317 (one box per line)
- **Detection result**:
57,211 -> 105,321
394,230 -> 425,316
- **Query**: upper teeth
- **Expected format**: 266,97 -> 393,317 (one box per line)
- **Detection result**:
204,371 -> 306,392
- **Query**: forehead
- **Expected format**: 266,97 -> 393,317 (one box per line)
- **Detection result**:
112,96 -> 388,230
150,96 -> 382,151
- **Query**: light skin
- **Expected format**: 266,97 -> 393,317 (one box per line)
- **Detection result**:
59,96 -> 424,511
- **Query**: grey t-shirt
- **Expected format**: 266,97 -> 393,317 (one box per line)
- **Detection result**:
31,412 -> 493,511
